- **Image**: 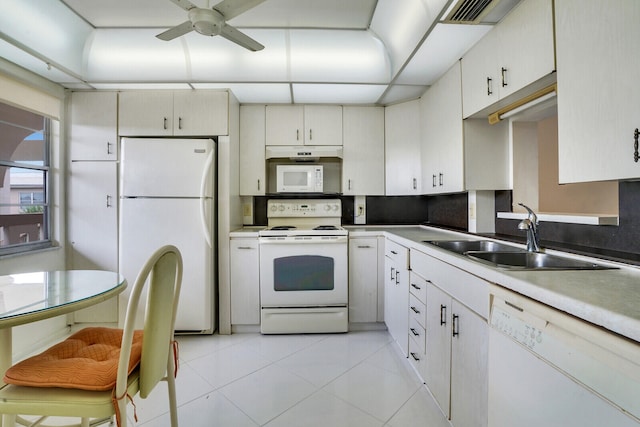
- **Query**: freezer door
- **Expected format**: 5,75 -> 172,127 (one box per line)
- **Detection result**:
121,138 -> 215,197
119,197 -> 215,333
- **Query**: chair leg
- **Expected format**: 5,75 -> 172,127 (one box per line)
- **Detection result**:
166,374 -> 179,426
1,414 -> 16,427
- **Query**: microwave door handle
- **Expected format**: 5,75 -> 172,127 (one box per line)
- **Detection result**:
200,149 -> 214,248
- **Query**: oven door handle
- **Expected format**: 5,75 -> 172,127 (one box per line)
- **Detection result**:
259,236 -> 348,244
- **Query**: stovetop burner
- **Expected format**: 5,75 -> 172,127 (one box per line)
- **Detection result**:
313,225 -> 339,231
270,225 -> 296,230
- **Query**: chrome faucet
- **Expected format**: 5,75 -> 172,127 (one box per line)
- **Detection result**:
517,203 -> 541,252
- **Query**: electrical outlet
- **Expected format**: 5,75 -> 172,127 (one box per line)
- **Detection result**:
354,195 -> 366,225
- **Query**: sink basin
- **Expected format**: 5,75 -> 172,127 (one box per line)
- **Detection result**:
466,251 -> 614,270
424,240 -> 524,255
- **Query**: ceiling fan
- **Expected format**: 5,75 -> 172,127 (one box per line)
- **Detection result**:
156,0 -> 266,51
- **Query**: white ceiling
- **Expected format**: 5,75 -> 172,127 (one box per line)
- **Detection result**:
0,0 -> 521,104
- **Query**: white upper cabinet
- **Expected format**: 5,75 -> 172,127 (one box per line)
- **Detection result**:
239,105 -> 266,196
266,105 -> 342,146
556,0 -> 640,183
342,106 -> 385,195
421,62 -> 465,194
69,91 -> 118,161
118,90 -> 229,136
385,99 -> 422,195
461,0 -> 555,118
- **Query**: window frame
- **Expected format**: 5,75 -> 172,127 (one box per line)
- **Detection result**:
0,116 -> 52,256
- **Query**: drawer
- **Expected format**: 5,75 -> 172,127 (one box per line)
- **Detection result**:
385,239 -> 409,268
408,335 -> 426,381
409,272 -> 427,304
409,293 -> 426,328
408,316 -> 426,353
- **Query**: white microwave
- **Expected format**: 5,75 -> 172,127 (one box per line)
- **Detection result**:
276,165 -> 323,193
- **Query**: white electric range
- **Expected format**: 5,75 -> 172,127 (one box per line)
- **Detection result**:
258,199 -> 348,334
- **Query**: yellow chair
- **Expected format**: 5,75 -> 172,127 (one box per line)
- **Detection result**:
0,245 -> 183,427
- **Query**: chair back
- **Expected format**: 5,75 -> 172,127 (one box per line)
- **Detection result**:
115,245 -> 183,400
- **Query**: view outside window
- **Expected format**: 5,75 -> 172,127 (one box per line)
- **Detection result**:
0,101 -> 50,253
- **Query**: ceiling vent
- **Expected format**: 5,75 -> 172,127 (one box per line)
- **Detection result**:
443,0 -> 521,24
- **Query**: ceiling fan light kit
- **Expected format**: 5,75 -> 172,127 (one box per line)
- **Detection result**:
157,0 -> 266,51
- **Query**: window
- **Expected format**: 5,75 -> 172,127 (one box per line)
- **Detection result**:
0,101 -> 51,255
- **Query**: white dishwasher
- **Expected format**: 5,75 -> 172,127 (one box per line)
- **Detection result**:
489,285 -> 640,427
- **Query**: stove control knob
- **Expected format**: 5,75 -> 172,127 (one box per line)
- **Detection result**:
332,204 -> 340,211
270,204 -> 277,212
278,204 -> 285,211
324,204 -> 331,211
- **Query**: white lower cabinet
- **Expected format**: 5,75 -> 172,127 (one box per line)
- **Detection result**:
383,239 -> 409,356
408,273 -> 427,380
230,237 -> 260,325
413,249 -> 489,427
348,237 -> 379,323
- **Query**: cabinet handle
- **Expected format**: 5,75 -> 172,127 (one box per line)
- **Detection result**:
395,270 -> 400,285
452,314 -> 460,337
309,128 -> 313,140
410,306 -> 420,314
501,67 -> 508,87
163,117 -> 168,130
411,283 -> 421,290
357,245 -> 372,249
348,179 -> 352,191
487,77 -> 493,96
390,267 -> 395,281
440,304 -> 447,325
390,250 -> 398,255
634,128 -> 639,163
257,179 -> 261,191
106,195 -> 112,208
439,172 -> 443,187
106,142 -> 113,155
410,328 -> 420,337
412,177 -> 417,190
432,174 -> 437,187
410,352 -> 420,361
179,117 -> 183,130
237,246 -> 254,250
296,129 -> 299,141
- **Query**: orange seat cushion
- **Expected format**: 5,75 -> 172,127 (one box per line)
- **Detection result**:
3,327 -> 143,391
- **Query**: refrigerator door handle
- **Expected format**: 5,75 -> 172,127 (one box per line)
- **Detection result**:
200,149 -> 214,248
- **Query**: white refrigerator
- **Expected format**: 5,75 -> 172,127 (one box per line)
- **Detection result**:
119,138 -> 215,333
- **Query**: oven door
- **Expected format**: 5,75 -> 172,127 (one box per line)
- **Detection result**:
259,235 -> 348,307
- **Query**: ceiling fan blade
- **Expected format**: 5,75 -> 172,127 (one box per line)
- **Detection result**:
156,21 -> 194,41
168,0 -> 199,12
212,0 -> 266,20
219,24 -> 264,51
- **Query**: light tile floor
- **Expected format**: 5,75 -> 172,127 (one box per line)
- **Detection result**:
128,330 -> 451,427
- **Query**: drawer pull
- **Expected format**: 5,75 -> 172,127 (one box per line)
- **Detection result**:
411,283 -> 421,290
410,306 -> 420,314
357,245 -> 373,249
390,250 -> 398,255
410,328 -> 420,337
410,352 -> 420,362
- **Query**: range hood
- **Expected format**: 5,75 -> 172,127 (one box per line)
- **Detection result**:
265,145 -> 343,161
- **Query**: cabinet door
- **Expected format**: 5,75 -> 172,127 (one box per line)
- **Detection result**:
303,105 -> 342,146
384,256 -> 408,356
385,99 -> 421,195
450,300 -> 489,427
69,92 -> 118,161
118,91 -> 173,136
67,161 -> 118,322
239,105 -> 266,195
421,62 -> 464,194
497,0 -> 554,100
342,106 -> 385,195
426,283 -> 452,417
461,30 -> 499,118
556,0 -> 640,182
230,238 -> 260,325
349,237 -> 379,323
173,91 -> 229,136
265,105 -> 304,145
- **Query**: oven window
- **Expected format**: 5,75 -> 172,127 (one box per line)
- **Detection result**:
274,255 -> 334,291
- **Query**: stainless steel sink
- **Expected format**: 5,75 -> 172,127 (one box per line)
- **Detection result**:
466,251 -> 615,270
424,240 -> 524,255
